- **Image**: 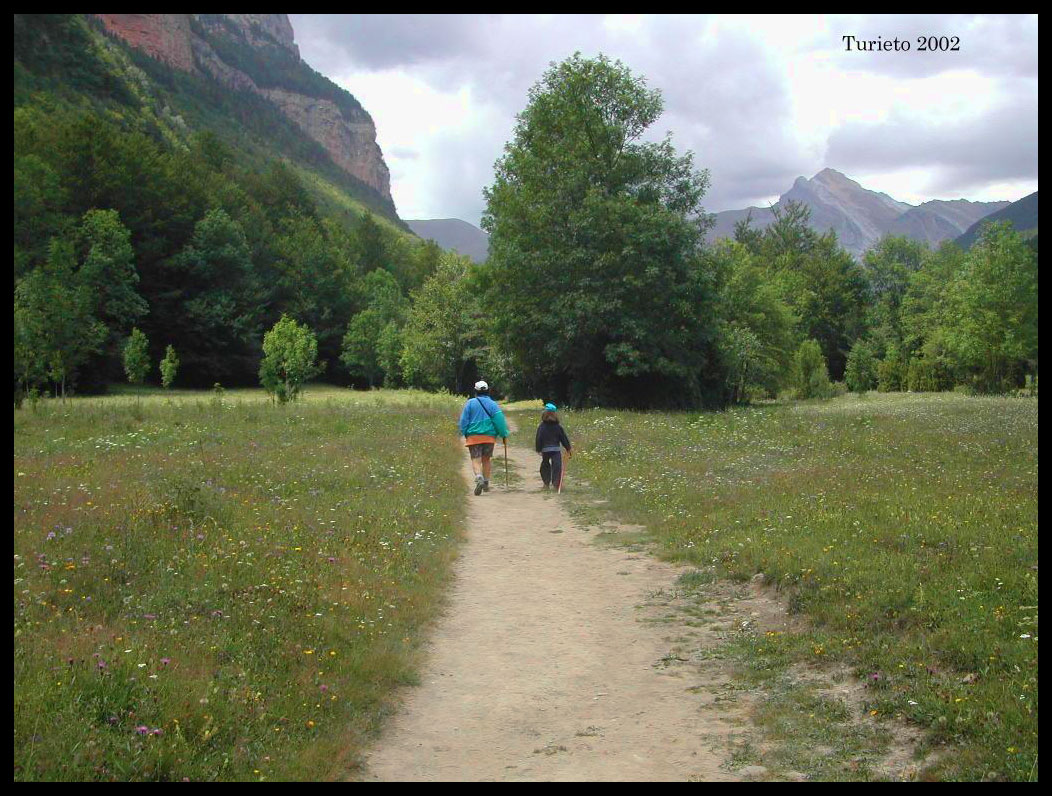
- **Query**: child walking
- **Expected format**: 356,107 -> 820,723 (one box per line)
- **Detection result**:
535,402 -> 572,491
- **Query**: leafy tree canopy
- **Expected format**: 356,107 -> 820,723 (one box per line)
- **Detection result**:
483,53 -> 719,408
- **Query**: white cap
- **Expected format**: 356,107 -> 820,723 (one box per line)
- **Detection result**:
474,380 -> 489,391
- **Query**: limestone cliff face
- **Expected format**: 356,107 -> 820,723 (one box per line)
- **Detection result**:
95,13 -> 392,204
222,14 -> 298,57
261,88 -> 390,199
95,14 -> 195,72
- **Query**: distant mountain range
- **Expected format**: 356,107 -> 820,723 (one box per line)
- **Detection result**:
406,218 -> 490,263
709,169 -> 1013,259
955,191 -> 1038,250
407,172 -> 1035,265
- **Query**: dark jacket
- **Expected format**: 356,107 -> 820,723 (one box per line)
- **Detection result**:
535,421 -> 571,453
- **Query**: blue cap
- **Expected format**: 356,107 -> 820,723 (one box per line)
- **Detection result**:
544,402 -> 557,411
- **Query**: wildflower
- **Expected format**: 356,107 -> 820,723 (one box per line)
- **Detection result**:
135,725 -> 149,735
161,657 -> 171,666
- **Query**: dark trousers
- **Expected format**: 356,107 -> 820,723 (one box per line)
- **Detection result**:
540,450 -> 563,487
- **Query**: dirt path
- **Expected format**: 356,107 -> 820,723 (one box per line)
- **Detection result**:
360,437 -> 761,782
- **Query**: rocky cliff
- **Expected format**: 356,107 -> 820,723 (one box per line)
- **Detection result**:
95,13 -> 391,204
95,14 -> 195,72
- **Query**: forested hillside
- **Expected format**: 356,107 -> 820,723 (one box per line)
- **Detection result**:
14,14 -> 460,393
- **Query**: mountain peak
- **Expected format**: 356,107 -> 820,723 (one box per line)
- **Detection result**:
813,168 -> 854,186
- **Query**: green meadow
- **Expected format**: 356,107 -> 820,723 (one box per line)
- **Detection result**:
14,388 -> 1038,781
562,392 -> 1038,781
13,387 -> 466,781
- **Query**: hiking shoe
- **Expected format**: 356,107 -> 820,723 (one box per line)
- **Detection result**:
482,480 -> 490,492
474,475 -> 485,496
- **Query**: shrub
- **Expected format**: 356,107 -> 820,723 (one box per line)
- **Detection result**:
906,359 -> 946,393
844,339 -> 877,394
793,339 -> 834,400
877,357 -> 906,392
159,345 -> 179,389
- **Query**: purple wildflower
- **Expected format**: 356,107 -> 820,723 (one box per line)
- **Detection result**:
135,725 -> 149,735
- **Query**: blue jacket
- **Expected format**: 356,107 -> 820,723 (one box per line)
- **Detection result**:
459,395 -> 510,439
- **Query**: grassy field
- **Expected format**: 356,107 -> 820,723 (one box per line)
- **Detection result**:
14,386 -> 467,781
556,393 -> 1038,781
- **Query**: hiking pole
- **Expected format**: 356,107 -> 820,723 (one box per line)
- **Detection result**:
503,439 -> 509,490
557,451 -> 568,494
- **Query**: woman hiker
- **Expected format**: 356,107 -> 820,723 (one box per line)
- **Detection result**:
535,402 -> 572,491
458,380 -> 510,496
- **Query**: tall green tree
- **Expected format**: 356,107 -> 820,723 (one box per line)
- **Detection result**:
709,240 -> 796,400
14,237 -> 106,398
862,235 -> 927,358
744,201 -> 868,381
340,269 -> 406,388
77,208 -> 148,336
900,241 -> 965,378
272,213 -> 358,379
162,208 -> 264,384
483,53 -> 719,408
400,253 -> 483,392
945,222 -> 1038,392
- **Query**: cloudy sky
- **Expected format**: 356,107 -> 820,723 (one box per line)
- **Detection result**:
288,14 -> 1038,225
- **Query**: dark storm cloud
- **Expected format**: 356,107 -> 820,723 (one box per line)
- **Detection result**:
829,14 -> 1038,79
826,84 -> 1037,195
